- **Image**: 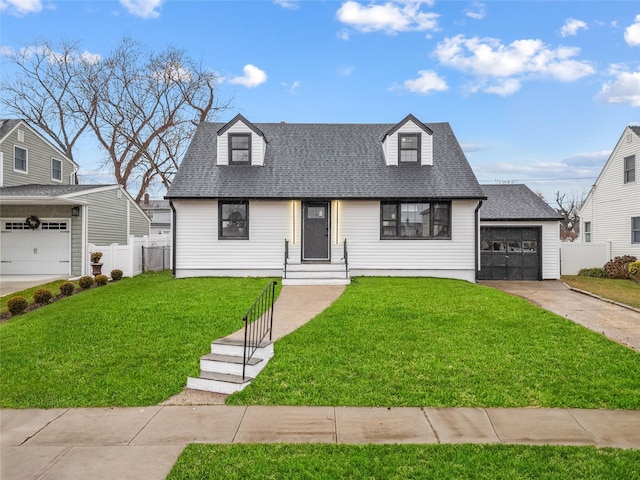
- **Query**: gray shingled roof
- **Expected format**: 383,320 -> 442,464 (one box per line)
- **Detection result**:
0,119 -> 21,143
480,184 -> 562,221
166,122 -> 485,200
630,126 -> 640,138
0,184 -> 112,197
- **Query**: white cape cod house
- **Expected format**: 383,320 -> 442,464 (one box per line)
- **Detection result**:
166,114 -> 560,284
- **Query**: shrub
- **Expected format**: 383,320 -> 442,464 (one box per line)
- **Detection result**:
629,261 -> 640,281
110,269 -> 124,281
33,288 -> 53,305
90,251 -> 103,263
578,268 -> 606,278
60,282 -> 75,296
603,255 -> 637,279
7,296 -> 29,316
95,274 -> 109,286
78,276 -> 94,289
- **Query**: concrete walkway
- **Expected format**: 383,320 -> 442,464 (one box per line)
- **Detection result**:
482,280 -> 640,352
0,275 -> 68,297
2,406 -> 639,479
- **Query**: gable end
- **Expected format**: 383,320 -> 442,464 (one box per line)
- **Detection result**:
382,114 -> 434,167
216,114 -> 266,166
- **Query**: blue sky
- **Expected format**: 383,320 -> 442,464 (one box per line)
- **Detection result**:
1,0 -> 639,203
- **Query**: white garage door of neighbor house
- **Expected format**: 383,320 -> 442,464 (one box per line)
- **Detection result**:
0,219 -> 71,275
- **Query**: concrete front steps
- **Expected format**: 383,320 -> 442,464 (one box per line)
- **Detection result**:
187,337 -> 274,395
283,263 -> 350,286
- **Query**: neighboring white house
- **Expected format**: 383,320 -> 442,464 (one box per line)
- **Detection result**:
580,126 -> 640,258
166,114 -> 561,284
0,119 -> 150,276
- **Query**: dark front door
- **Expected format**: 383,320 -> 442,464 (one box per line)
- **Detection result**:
302,202 -> 330,261
478,227 -> 541,280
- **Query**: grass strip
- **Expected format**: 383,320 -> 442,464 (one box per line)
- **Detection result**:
0,271 -> 279,408
561,276 -> 640,309
167,444 -> 640,480
228,277 -> 640,409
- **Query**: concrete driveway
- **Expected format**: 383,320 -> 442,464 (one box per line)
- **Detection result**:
482,280 -> 640,353
0,275 -> 68,297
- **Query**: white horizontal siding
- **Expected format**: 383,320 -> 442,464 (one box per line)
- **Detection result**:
216,122 -> 266,166
339,200 -> 476,276
580,127 -> 640,258
174,200 -> 288,275
480,221 -> 560,279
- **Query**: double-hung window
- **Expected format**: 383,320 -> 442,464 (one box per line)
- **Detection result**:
219,201 -> 249,239
229,133 -> 251,164
632,217 -> 640,244
398,133 -> 420,163
381,201 -> 451,239
583,221 -> 591,243
624,155 -> 635,183
14,146 -> 27,172
52,158 -> 62,181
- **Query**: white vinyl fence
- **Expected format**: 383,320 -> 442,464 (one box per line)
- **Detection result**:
87,234 -> 171,278
560,242 -> 611,275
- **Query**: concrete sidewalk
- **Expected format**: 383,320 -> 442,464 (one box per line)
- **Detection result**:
2,406 -> 639,479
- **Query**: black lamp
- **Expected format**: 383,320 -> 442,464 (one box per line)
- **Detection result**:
71,206 -> 80,217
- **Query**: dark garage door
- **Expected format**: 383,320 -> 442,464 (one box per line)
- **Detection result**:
479,227 -> 541,280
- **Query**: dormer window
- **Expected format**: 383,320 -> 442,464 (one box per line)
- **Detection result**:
229,133 -> 251,164
399,133 -> 420,163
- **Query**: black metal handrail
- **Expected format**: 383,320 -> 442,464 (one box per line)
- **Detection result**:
283,238 -> 289,279
343,238 -> 349,279
242,280 -> 277,379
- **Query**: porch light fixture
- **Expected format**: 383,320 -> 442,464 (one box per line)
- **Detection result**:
71,206 -> 80,216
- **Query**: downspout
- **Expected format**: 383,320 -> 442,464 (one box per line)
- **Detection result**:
474,200 -> 483,282
169,200 -> 176,277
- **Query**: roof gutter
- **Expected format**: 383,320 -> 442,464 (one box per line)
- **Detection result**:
475,199 -> 483,282
169,200 -> 177,277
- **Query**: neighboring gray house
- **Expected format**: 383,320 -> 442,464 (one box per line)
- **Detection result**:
580,126 -> 640,258
140,195 -> 172,235
166,113 -> 556,283
479,184 -> 562,280
0,119 -> 150,276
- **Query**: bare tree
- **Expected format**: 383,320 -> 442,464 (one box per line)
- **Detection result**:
1,39 -> 94,169
554,191 -> 585,242
1,37 -> 231,200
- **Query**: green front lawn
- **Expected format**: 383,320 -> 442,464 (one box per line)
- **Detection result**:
1,279 -> 80,314
562,276 -> 640,309
0,272 -> 279,408
228,277 -> 640,409
168,444 -> 640,480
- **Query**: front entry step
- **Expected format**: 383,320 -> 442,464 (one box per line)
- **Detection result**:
283,263 -> 350,286
187,337 -> 274,394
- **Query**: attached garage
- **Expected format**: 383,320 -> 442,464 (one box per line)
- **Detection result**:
479,227 -> 540,280
0,218 -> 71,275
479,185 -> 562,281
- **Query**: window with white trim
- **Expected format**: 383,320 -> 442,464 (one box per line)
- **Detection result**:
584,221 -> 591,242
14,146 -> 27,172
632,217 -> 640,244
624,155 -> 635,183
52,158 -> 62,181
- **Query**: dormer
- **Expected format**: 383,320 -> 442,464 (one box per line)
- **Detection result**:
216,114 -> 266,166
382,114 -> 433,167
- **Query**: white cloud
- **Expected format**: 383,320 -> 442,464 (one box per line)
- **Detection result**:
465,2 -> 485,20
0,0 -> 42,15
229,64 -> 268,88
624,14 -> 640,46
119,0 -> 163,19
274,0 -> 299,9
402,70 -> 448,94
597,69 -> 640,107
336,0 -> 438,36
560,18 -> 587,37
433,34 -> 595,95
281,80 -> 300,94
338,65 -> 355,76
